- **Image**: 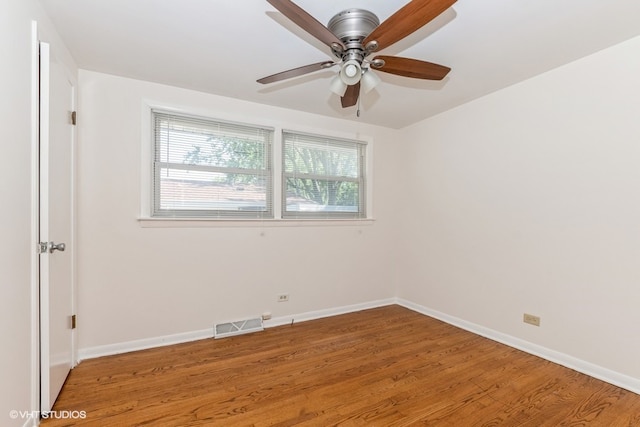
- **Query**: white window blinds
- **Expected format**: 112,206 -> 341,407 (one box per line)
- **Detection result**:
282,130 -> 366,219
152,111 -> 273,218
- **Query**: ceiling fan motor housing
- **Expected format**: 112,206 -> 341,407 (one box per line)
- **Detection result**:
328,9 -> 380,49
328,8 -> 380,84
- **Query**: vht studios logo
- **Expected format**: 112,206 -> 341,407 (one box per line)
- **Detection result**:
9,410 -> 87,420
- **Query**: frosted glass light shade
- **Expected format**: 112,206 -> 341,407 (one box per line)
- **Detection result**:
329,74 -> 348,96
361,69 -> 381,94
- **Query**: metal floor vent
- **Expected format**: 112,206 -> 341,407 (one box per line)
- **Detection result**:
214,317 -> 264,339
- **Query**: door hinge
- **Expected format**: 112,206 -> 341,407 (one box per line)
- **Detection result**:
71,111 -> 77,126
71,314 -> 77,329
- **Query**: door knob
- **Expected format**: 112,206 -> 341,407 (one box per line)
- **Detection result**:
49,242 -> 66,253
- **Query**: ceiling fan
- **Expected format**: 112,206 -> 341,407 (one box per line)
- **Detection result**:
257,0 -> 457,110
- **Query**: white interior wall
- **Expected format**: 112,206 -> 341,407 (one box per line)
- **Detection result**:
0,3 -> 33,420
398,36 -> 640,382
1,1 -> 76,426
75,71 -> 401,353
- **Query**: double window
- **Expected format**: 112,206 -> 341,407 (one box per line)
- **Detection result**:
151,110 -> 367,219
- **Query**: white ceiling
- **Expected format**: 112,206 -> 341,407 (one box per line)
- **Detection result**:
39,0 -> 640,129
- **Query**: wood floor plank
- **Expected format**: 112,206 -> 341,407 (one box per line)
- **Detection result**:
42,305 -> 640,426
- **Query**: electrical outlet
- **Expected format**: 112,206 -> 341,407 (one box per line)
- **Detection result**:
523,313 -> 540,327
277,293 -> 289,302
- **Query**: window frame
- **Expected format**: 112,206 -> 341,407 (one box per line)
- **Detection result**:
150,109 -> 274,219
281,130 -> 367,220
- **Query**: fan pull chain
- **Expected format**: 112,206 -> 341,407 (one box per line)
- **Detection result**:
357,92 -> 362,117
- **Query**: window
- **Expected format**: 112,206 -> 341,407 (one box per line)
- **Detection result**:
152,110 -> 273,218
148,109 -> 369,221
282,131 -> 366,219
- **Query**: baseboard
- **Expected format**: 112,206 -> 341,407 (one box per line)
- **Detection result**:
78,328 -> 212,361
78,298 -> 396,361
397,298 -> 640,395
264,298 -> 396,328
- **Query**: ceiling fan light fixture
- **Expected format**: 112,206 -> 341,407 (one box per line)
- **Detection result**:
344,64 -> 358,77
329,74 -> 348,96
361,69 -> 381,94
339,59 -> 362,85
258,0 -> 456,111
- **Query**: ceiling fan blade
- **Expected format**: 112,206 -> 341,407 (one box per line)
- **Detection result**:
257,61 -> 335,84
267,0 -> 345,49
373,56 -> 451,80
341,83 -> 360,108
363,0 -> 457,52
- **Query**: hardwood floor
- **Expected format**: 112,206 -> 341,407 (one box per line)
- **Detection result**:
42,305 -> 640,426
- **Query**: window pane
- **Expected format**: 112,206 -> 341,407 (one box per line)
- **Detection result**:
285,177 -> 359,213
157,168 -> 267,214
152,111 -> 273,218
282,130 -> 366,218
156,119 -> 267,170
284,142 -> 358,178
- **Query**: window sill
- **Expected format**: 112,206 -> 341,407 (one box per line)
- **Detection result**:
137,217 -> 375,228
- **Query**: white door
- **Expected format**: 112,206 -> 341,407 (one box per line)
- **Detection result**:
39,41 -> 75,412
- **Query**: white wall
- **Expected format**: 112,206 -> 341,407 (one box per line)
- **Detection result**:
0,3 -> 33,421
0,1 -> 76,426
398,36 -> 640,382
75,71 -> 401,353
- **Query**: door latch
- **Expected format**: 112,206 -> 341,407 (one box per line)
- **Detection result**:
39,242 -> 66,253
49,242 -> 66,253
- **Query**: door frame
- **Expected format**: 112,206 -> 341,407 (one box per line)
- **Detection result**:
30,20 -> 78,416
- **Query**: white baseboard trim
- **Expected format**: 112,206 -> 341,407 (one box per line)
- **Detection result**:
78,298 -> 396,361
397,298 -> 640,395
264,298 -> 396,328
78,328 -> 212,361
